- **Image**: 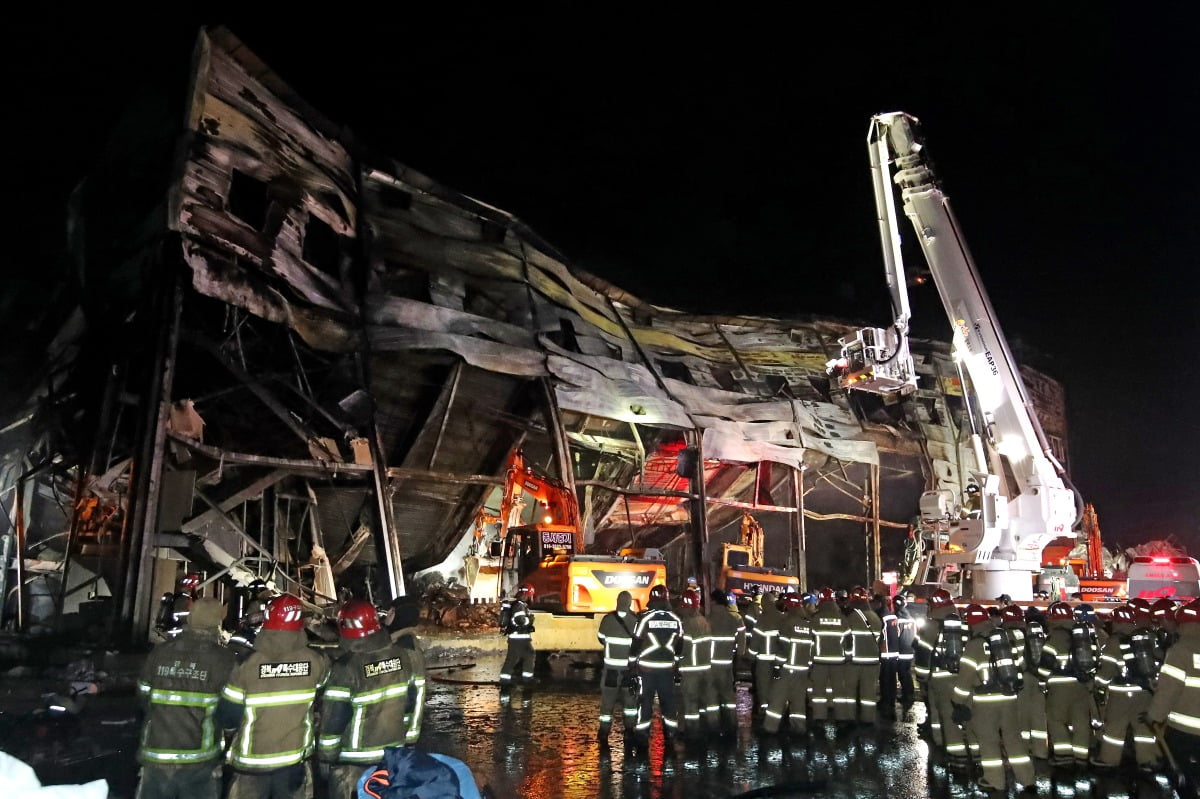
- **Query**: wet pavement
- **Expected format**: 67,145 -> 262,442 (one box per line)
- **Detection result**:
0,649 -> 1183,799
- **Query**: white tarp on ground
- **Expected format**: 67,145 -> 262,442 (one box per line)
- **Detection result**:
0,752 -> 107,799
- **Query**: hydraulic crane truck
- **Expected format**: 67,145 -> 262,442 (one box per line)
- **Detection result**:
829,112 -> 1081,601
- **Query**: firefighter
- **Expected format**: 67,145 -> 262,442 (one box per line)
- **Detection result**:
230,578 -> 273,654
739,587 -> 760,677
1039,599 -> 1098,769
135,597 -> 236,799
1001,604 -> 1049,761
889,594 -> 917,716
951,604 -> 1035,793
914,588 -> 968,769
677,589 -> 713,738
318,599 -> 427,799
499,583 -> 536,687
1148,598 -> 1200,790
1091,603 -> 1162,772
217,594 -> 330,799
809,587 -> 849,725
1152,597 -> 1179,650
155,572 -> 202,640
752,590 -> 784,717
596,590 -> 639,743
632,584 -> 683,744
844,586 -> 883,725
763,592 -> 812,735
706,590 -> 745,734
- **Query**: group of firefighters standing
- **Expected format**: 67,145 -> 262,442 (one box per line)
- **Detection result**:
135,583 -> 427,799
497,577 -> 1200,794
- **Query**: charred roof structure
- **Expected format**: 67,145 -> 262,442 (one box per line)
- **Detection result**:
0,28 -> 1069,642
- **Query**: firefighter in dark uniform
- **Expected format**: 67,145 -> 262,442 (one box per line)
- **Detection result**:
217,594 -> 330,799
844,586 -> 883,725
1148,598 -> 1200,790
1039,599 -> 1098,769
915,588 -> 968,769
596,590 -> 638,743
881,594 -> 917,717
752,591 -> 783,717
738,588 -> 760,677
763,592 -> 812,735
706,590 -> 745,734
952,604 -> 1035,793
135,597 -> 236,799
499,583 -> 536,688
1092,603 -> 1162,771
809,587 -> 849,725
318,599 -> 427,799
632,584 -> 682,744
677,589 -> 713,738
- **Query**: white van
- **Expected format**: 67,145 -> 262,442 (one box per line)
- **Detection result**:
1126,555 -> 1200,602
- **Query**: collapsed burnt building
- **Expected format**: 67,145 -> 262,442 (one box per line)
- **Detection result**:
0,27 -> 1070,644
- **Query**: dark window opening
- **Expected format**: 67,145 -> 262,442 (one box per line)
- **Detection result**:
546,318 -> 581,353
765,375 -> 794,399
228,169 -> 269,230
656,359 -> 694,385
378,185 -> 413,211
303,214 -> 342,277
381,263 -> 431,302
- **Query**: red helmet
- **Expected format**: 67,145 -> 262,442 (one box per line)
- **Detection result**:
1128,597 -> 1153,623
780,593 -> 804,610
929,589 -> 954,609
1176,599 -> 1200,625
680,591 -> 700,610
963,604 -> 989,627
1047,601 -> 1073,621
337,599 -> 382,639
516,583 -> 535,600
1109,605 -> 1135,625
649,584 -> 669,602
263,594 -> 304,631
818,587 -> 837,603
179,572 -> 202,591
1000,605 -> 1024,624
1152,598 -> 1176,621
851,585 -> 870,600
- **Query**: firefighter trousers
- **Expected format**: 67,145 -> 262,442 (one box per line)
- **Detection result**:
1093,683 -> 1160,768
227,763 -> 312,799
136,762 -> 223,799
707,664 -> 738,731
1045,677 -> 1094,766
966,694 -> 1035,791
635,669 -> 678,736
328,763 -> 369,799
599,667 -> 636,734
679,671 -> 711,736
839,662 -> 879,724
754,656 -> 776,711
1017,675 -> 1049,759
500,638 -> 535,683
808,663 -> 839,722
763,667 -> 809,734
925,674 -> 968,761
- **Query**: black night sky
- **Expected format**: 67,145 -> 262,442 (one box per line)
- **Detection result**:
8,7 -> 1199,553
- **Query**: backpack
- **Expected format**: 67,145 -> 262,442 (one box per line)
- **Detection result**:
936,612 -> 964,674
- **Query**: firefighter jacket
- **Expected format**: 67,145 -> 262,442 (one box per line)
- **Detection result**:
136,629 -> 236,766
953,623 -> 1014,703
678,612 -> 713,674
915,604 -> 964,681
777,608 -> 814,672
1000,622 -> 1030,673
318,629 -> 426,763
499,599 -> 534,640
1148,623 -> 1200,735
1095,621 -> 1141,693
1039,619 -> 1098,684
633,600 -> 682,670
740,599 -> 760,658
752,598 -> 783,663
217,628 -> 330,771
811,600 -> 850,665
597,597 -> 638,670
846,600 -> 883,665
707,605 -> 745,668
893,605 -> 917,664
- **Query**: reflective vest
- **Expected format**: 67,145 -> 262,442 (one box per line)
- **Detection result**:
220,628 -> 330,771
633,603 -> 682,670
318,632 -> 427,763
706,606 -> 745,667
499,599 -> 534,639
136,631 -> 236,765
678,613 -> 713,674
847,603 -> 882,665
811,602 -> 849,664
1148,630 -> 1200,734
597,609 -> 637,669
777,610 -> 814,672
